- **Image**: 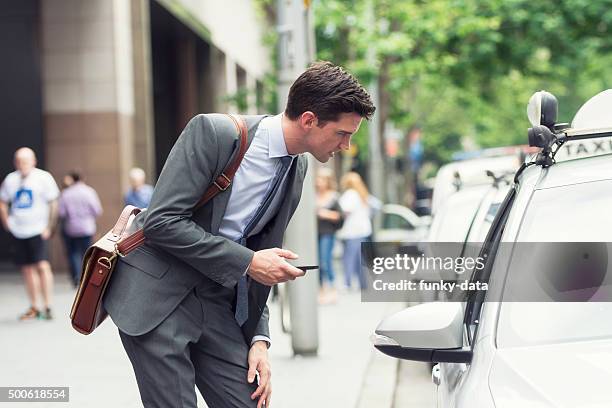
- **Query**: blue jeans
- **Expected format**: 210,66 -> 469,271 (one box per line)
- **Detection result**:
318,234 -> 336,286
342,237 -> 367,289
63,235 -> 92,286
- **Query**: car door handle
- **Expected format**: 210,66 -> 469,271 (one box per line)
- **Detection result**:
432,363 -> 441,386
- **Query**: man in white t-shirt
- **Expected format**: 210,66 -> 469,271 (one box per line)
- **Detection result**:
0,148 -> 60,320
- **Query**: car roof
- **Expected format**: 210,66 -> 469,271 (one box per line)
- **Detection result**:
534,152 -> 612,190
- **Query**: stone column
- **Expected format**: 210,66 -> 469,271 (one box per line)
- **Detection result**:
130,0 -> 156,181
40,0 -> 138,268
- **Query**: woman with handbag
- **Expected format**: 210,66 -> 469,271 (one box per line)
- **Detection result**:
316,169 -> 343,304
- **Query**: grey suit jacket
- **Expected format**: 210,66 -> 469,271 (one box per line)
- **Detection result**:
104,114 -> 308,344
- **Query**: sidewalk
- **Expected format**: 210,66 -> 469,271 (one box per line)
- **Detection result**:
0,270 -> 405,408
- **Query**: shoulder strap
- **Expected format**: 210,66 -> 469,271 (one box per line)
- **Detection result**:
195,114 -> 248,209
115,114 -> 248,256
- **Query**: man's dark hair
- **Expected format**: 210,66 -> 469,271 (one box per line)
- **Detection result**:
285,61 -> 375,124
69,171 -> 81,183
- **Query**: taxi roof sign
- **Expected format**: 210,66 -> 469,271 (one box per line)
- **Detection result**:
554,89 -> 612,161
571,89 -> 612,134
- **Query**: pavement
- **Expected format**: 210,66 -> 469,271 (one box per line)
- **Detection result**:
394,361 -> 437,407
0,268 -> 433,408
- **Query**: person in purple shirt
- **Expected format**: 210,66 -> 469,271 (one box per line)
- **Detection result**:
59,171 -> 103,287
124,167 -> 154,209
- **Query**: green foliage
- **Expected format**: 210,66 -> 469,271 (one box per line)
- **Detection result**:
312,0 -> 612,168
352,119 -> 370,161
223,89 -> 249,112
253,0 -> 281,113
253,0 -> 612,169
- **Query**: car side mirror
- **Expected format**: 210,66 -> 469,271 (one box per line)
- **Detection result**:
372,302 -> 472,363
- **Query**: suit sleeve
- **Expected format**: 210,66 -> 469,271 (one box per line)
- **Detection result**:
253,305 -> 270,341
142,114 -> 254,289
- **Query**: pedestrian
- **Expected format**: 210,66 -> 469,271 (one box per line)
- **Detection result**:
338,172 -> 372,290
103,61 -> 375,408
0,148 -> 60,320
124,167 -> 154,208
316,168 -> 343,304
58,171 -> 102,287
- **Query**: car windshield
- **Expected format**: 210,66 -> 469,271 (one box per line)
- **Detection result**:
497,179 -> 612,347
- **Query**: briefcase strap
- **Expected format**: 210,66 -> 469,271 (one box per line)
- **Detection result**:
114,114 -> 248,257
108,206 -> 142,242
198,114 -> 249,206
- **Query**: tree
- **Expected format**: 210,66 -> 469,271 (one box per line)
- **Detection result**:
313,0 -> 612,167
256,0 -> 612,202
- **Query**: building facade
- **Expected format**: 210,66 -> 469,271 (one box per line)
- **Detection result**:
0,0 -> 271,269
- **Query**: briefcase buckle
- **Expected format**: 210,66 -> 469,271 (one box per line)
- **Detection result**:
214,173 -> 231,191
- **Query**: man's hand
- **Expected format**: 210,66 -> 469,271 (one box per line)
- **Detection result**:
247,248 -> 304,286
248,340 -> 271,408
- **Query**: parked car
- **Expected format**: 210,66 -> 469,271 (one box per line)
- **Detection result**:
430,153 -> 521,215
372,89 -> 612,407
421,172 -> 511,288
369,203 -> 431,262
375,203 -> 430,243
427,173 -> 511,245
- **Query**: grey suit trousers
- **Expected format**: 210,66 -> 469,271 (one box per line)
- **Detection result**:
119,279 -> 259,408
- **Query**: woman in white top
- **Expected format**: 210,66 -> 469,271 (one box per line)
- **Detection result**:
337,172 -> 372,289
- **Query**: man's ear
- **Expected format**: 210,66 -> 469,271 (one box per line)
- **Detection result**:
299,111 -> 318,130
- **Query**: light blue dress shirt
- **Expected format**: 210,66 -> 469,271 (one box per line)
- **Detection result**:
218,113 -> 295,347
219,114 -> 295,240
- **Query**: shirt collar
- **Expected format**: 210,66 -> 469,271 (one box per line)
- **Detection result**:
266,113 -> 296,159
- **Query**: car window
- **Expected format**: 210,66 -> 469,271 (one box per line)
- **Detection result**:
484,202 -> 501,224
516,179 -> 612,242
498,303 -> 612,348
382,213 -> 415,230
497,179 -> 612,347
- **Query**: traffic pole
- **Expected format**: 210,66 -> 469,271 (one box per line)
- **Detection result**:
365,0 -> 384,202
276,0 -> 319,356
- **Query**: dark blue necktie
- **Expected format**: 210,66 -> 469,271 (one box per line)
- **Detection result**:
235,156 -> 293,326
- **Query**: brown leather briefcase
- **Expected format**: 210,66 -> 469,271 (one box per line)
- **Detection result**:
70,206 -> 141,334
70,114 -> 248,335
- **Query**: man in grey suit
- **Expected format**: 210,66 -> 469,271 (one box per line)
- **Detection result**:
104,61 -> 375,408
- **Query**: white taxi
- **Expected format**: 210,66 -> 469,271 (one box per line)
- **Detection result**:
373,89 -> 612,407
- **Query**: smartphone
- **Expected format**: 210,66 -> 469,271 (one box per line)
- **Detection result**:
295,265 -> 318,272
